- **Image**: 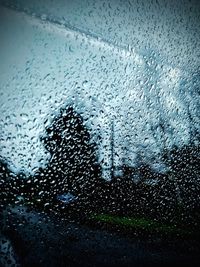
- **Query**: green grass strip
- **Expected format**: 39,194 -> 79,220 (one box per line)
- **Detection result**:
90,213 -> 193,236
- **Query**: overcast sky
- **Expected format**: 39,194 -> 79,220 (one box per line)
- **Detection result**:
0,0 -> 199,176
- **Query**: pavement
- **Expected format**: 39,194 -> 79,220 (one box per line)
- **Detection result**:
1,205 -> 200,267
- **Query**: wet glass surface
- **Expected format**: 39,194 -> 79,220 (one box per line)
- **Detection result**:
0,1 -> 200,266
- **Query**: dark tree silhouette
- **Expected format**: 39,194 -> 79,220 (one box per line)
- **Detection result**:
39,106 -> 100,199
158,142 -> 200,224
0,157 -> 25,207
0,157 -> 11,207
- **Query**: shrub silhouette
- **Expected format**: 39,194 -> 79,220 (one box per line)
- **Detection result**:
0,158 -> 27,206
0,157 -> 12,207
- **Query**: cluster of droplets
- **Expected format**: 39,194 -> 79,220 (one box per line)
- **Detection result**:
0,2 -> 200,266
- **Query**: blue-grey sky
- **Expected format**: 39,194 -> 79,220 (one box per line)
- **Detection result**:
0,0 -> 199,176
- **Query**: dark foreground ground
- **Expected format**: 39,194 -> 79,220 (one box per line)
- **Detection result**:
1,205 -> 200,267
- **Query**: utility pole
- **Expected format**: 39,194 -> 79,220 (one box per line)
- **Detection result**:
111,119 -> 115,179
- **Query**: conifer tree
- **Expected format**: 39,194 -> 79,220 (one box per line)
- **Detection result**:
41,106 -> 99,197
